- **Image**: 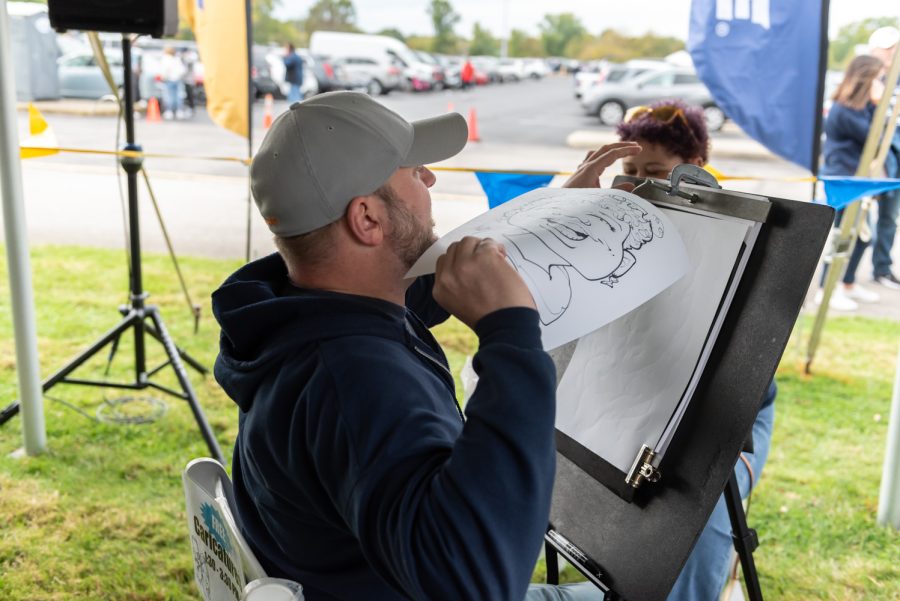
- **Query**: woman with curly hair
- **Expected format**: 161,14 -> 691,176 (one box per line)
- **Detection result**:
616,98 -> 710,180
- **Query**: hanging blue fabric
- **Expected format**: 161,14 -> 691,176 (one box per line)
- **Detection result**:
475,172 -> 554,209
820,176 -> 900,210
688,0 -> 827,172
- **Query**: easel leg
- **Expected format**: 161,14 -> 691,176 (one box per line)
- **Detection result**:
724,473 -> 763,601
545,539 -> 559,585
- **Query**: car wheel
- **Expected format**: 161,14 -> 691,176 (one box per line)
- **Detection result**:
704,105 -> 726,132
597,100 -> 626,126
366,79 -> 384,96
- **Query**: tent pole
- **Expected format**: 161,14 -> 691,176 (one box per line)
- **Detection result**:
0,2 -> 46,455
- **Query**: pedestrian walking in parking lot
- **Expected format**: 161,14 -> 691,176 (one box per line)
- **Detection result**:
160,46 -> 187,120
461,56 -> 475,90
283,42 -> 304,103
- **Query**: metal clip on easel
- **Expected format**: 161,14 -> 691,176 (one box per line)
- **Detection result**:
632,163 -> 722,203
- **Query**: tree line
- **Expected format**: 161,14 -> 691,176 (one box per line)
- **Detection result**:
19,0 -> 897,67
244,0 -> 685,61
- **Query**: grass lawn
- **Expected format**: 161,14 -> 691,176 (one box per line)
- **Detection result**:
0,245 -> 898,600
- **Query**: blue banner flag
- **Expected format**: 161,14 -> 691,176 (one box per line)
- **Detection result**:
688,0 -> 828,172
475,172 -> 554,208
820,176 -> 900,210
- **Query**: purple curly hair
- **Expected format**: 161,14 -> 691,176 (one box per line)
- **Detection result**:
616,99 -> 710,164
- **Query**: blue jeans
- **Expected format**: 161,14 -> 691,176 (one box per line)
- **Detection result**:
164,80 -> 181,114
872,191 -> 900,278
666,382 -> 776,601
820,206 -> 870,286
287,83 -> 302,103
525,582 -> 604,600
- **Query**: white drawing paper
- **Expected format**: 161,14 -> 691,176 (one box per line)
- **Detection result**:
555,208 -> 752,474
407,188 -> 690,350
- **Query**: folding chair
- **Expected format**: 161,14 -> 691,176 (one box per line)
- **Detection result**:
183,458 -> 303,601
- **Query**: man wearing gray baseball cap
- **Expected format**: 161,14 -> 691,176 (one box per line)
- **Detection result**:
212,91 -> 634,601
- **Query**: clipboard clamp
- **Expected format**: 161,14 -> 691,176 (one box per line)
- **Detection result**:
632,164 -> 722,204
626,444 -> 661,489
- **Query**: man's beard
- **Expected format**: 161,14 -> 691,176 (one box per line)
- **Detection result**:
377,185 -> 437,270
387,201 -> 437,270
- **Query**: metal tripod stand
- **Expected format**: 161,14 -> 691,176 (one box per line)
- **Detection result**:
0,36 -> 224,464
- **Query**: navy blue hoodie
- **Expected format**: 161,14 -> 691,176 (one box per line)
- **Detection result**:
212,254 -> 557,601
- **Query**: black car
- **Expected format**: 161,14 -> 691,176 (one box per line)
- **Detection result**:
251,46 -> 283,99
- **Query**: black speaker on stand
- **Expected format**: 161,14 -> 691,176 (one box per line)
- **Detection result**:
47,0 -> 178,38
0,6 -> 224,464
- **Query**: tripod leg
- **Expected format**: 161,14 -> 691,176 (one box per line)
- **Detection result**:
724,473 -> 764,601
1,313 -> 140,427
147,308 -> 225,464
43,312 -> 141,393
145,323 -> 208,375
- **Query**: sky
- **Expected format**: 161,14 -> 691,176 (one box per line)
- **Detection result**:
275,0 -> 898,40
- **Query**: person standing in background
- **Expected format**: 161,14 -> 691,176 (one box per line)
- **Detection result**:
865,26 -> 900,290
160,46 -> 186,120
283,43 -> 304,103
460,56 -> 475,90
817,55 -> 900,310
180,48 -> 197,119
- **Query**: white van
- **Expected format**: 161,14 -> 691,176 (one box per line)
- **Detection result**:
310,31 -> 438,94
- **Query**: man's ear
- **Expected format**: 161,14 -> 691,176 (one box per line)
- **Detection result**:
344,195 -> 386,247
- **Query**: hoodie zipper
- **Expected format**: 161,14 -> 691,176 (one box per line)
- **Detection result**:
412,345 -> 465,423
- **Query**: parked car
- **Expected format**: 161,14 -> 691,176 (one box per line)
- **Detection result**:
57,50 -> 125,99
581,66 -> 727,131
497,58 -> 526,82
309,31 -> 411,95
472,56 -> 502,83
298,50 -> 349,95
251,46 -> 283,99
435,54 -> 462,88
574,60 -> 668,99
413,50 -> 446,90
332,55 -> 403,95
522,59 -> 550,79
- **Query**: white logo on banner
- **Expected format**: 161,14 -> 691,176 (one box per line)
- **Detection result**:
715,0 -> 771,36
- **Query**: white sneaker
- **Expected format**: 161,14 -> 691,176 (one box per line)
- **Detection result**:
814,288 -> 859,311
163,110 -> 174,120
874,273 -> 900,290
843,284 -> 880,303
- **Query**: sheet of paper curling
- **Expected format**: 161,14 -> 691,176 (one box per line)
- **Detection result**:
407,187 -> 690,351
555,208 -> 752,475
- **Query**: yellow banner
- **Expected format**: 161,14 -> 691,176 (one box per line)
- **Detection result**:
179,0 -> 250,139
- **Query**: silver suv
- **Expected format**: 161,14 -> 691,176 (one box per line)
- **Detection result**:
581,67 -> 726,131
332,55 -> 404,96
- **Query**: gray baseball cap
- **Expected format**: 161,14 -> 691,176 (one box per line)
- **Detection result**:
250,91 -> 468,237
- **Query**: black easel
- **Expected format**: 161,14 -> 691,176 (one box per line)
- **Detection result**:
0,36 -> 224,464
723,471 -> 762,601
545,473 -> 762,601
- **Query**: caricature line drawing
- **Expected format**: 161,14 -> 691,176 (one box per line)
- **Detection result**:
499,192 -> 665,325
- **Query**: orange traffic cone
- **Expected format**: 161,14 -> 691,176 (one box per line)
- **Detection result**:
467,107 -> 480,142
146,97 -> 161,123
262,94 -> 274,129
